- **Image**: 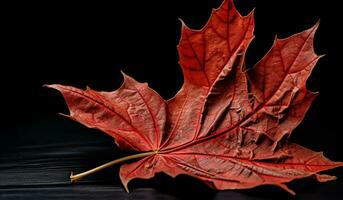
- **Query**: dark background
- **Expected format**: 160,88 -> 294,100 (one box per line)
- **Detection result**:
2,0 -> 343,199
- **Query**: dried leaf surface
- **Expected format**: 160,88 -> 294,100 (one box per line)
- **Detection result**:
47,0 -> 342,195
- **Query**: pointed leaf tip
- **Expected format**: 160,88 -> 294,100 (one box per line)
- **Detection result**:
315,174 -> 337,183
278,184 -> 296,196
44,84 -> 64,91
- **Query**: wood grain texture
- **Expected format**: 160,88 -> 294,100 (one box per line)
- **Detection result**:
1,118 -> 342,199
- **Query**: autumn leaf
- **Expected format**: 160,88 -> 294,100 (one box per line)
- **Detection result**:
46,0 -> 342,195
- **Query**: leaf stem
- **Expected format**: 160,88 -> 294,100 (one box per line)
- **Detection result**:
70,151 -> 156,183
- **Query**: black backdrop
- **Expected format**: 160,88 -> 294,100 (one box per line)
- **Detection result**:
2,0 -> 343,199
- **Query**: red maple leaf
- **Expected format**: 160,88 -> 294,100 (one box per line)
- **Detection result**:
46,0 -> 342,195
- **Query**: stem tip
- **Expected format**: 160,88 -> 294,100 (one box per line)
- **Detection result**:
70,171 -> 78,183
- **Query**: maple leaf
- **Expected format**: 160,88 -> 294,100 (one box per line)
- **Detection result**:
46,0 -> 342,195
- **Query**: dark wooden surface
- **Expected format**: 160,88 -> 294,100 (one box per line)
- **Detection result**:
1,117 -> 342,200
